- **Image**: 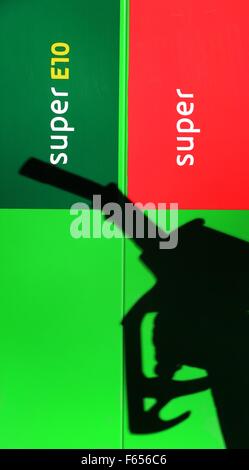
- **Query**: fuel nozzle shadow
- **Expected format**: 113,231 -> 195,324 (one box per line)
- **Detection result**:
20,158 -> 249,448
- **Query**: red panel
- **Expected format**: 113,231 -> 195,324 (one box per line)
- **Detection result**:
128,0 -> 249,209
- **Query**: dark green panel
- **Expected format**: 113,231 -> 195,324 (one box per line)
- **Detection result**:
0,0 -> 120,207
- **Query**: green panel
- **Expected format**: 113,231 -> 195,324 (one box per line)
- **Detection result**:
0,209 -> 123,448
0,205 -> 248,448
0,0 -> 120,207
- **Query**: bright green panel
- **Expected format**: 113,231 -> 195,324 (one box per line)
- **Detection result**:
0,209 -> 123,448
1,208 -> 248,448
